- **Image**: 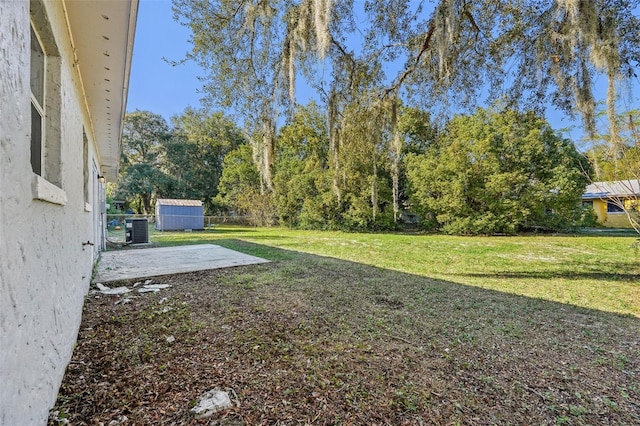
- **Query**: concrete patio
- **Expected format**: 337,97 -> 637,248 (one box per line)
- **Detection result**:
94,244 -> 269,283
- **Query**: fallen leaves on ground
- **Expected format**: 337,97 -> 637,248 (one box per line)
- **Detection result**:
50,245 -> 639,425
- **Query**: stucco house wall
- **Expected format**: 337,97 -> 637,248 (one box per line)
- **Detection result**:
589,199 -> 607,224
603,199 -> 639,228
0,1 -> 136,423
588,198 -> 632,227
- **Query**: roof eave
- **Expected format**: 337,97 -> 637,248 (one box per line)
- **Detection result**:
63,0 -> 139,182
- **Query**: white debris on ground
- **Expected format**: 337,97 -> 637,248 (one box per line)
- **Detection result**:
166,335 -> 175,343
107,415 -> 128,425
137,284 -> 172,293
92,280 -> 172,301
190,388 -> 234,419
95,283 -> 131,295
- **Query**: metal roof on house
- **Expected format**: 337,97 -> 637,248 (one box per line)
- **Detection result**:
156,199 -> 203,207
583,180 -> 640,199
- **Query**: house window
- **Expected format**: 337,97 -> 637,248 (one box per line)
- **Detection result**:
30,26 -> 45,176
30,1 -> 66,205
607,200 -> 624,213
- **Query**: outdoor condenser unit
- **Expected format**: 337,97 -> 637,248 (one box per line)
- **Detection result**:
125,218 -> 149,244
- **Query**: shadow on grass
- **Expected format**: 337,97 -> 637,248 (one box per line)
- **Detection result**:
150,231 -> 289,243
577,227 -> 639,237
57,238 -> 640,425
457,267 -> 640,282
214,238 -> 640,313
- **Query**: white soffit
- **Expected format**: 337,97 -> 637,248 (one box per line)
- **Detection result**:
64,0 -> 138,181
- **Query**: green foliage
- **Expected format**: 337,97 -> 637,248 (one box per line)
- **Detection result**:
274,103 -> 326,226
274,101 -> 402,231
216,144 -> 276,226
272,103 -> 343,229
586,109 -> 640,182
115,109 -> 246,214
397,106 -> 438,155
405,108 -> 588,234
579,205 -> 600,228
171,1 -> 639,231
116,110 -> 172,213
336,100 -> 397,231
165,108 -> 246,213
216,144 -> 260,209
174,0 -> 639,148
171,0 -> 639,234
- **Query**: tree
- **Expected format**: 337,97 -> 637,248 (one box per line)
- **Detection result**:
390,105 -> 439,221
166,108 -> 246,212
405,108 -> 589,234
117,110 -> 172,213
273,102 -> 335,228
273,101 -> 411,231
173,0 -> 639,158
216,144 -> 276,226
338,97 -> 396,230
584,108 -> 640,231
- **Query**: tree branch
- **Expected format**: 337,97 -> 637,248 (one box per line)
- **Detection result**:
384,23 -> 435,98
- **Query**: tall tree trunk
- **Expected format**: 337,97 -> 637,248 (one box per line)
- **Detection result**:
142,193 -> 152,215
252,116 -> 276,194
390,98 -> 401,222
262,117 -> 275,192
371,154 -> 378,223
607,71 -> 622,158
328,89 -> 341,203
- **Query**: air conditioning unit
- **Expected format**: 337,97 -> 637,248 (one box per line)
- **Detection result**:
125,218 -> 149,244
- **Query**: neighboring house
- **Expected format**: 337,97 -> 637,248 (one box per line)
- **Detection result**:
0,1 -> 137,423
155,199 -> 205,231
582,180 -> 640,228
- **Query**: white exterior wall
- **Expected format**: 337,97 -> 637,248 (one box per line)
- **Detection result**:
0,1 -> 103,423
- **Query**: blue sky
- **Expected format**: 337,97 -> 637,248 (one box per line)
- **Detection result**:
126,0 -> 636,144
127,0 -> 203,121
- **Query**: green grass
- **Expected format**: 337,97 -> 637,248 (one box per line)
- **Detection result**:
57,229 -> 640,424
131,225 -> 640,317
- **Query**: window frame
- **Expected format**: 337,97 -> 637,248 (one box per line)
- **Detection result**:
30,2 -> 67,205
30,23 -> 46,176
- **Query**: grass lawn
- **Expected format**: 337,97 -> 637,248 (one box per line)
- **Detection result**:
148,226 -> 639,316
51,227 -> 640,424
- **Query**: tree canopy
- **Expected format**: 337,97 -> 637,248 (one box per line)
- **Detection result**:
405,107 -> 589,234
114,109 -> 246,214
117,110 -> 172,214
173,0 -> 639,188
583,108 -> 640,231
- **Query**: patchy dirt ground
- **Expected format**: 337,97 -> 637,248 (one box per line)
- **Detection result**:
50,244 -> 639,425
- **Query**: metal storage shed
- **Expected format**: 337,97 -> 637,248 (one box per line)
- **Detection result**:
155,199 -> 204,231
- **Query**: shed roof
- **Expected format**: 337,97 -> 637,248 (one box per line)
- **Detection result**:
156,199 -> 203,207
583,180 -> 640,199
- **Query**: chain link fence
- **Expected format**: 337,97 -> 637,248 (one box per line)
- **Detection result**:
105,214 -> 253,247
